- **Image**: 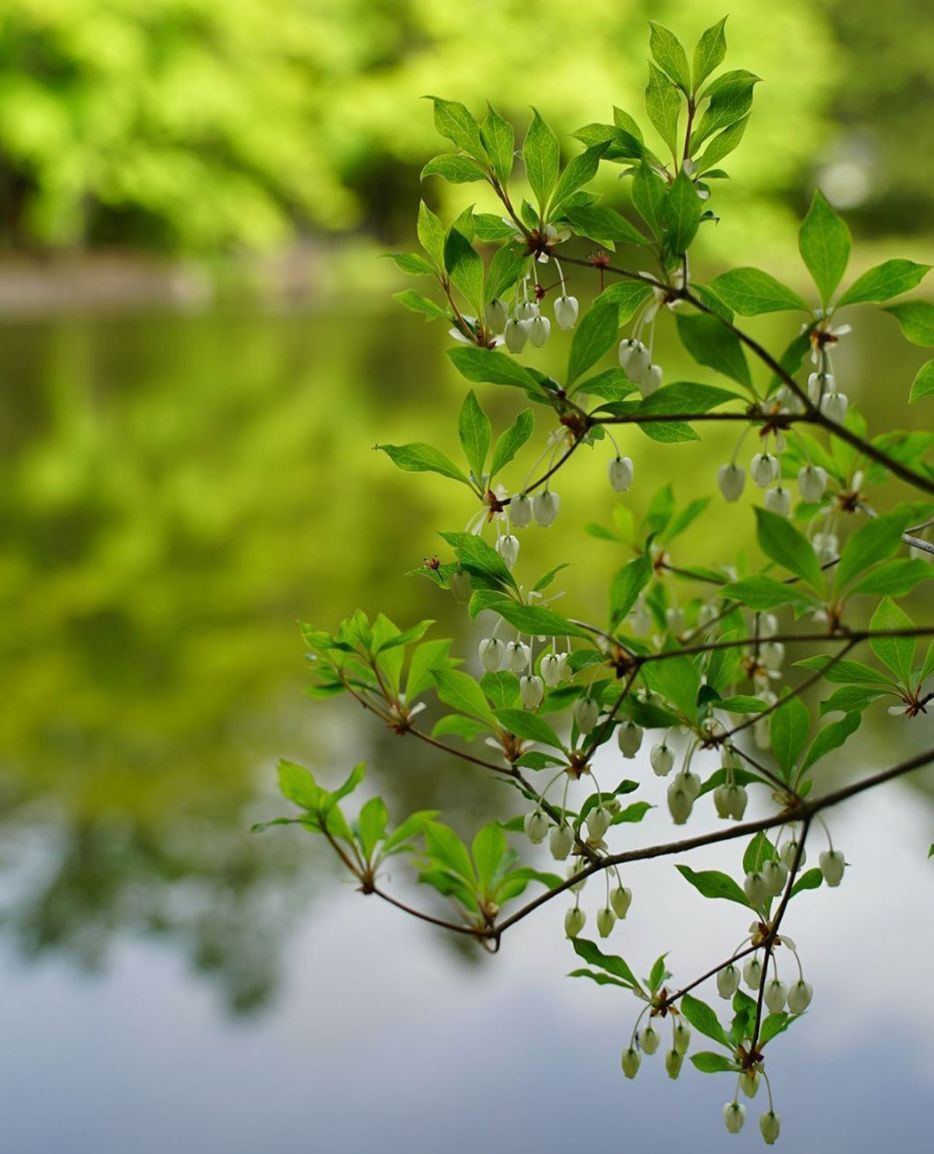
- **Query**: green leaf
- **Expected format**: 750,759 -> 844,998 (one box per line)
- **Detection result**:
743,831 -> 776,875
486,245 -> 527,305
378,442 -> 472,487
676,864 -> 749,908
571,939 -> 642,992
648,952 -> 671,993
819,686 -> 886,715
801,712 -> 861,773
681,994 -> 732,1048
417,200 -> 447,269
707,268 -> 808,316
693,16 -> 728,91
691,1051 -> 738,1074
638,381 -> 742,416
447,346 -> 543,392
663,169 -> 703,260
887,300 -> 934,346
760,1012 -> 792,1044
567,301 -> 620,385
480,671 -> 520,711
494,708 -> 564,749
421,154 -> 486,184
644,654 -> 700,721
568,968 -> 634,991
769,694 -> 810,779
493,601 -> 593,640
472,823 -> 508,894
329,762 -> 366,806
631,162 -> 667,236
798,190 -> 851,306
796,654 -> 894,688
721,576 -> 816,611
278,759 -> 324,811
910,360 -> 934,403
598,280 -> 656,321
754,507 -> 824,590
869,598 -> 917,686
385,251 -> 436,276
791,868 -> 824,897
374,618 -> 434,654
458,391 -> 491,482
695,115 -> 748,174
649,22 -> 691,91
424,820 -> 477,883
523,109 -> 561,215
563,204 -> 649,249
441,531 -> 519,593
612,801 -> 653,826
609,554 -> 653,629
835,509 -> 915,593
691,70 -> 760,150
675,313 -> 751,389
394,290 -> 448,322
444,228 -> 484,314
837,259 -> 930,307
550,144 -> 609,215
432,669 -> 498,726
407,639 -> 454,700
645,64 -> 682,158
427,97 -> 487,161
491,409 -> 534,477
481,103 -> 515,184
357,796 -> 390,860
850,558 -> 934,597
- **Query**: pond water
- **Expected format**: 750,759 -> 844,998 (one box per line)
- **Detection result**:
0,298 -> 931,1153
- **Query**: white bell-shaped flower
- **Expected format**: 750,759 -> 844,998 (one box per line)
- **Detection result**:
529,314 -> 551,348
550,824 -> 574,861
780,839 -> 806,869
596,906 -> 616,938
667,780 -> 693,825
744,870 -> 768,906
520,674 -> 545,710
504,318 -> 530,352
717,964 -> 740,999
506,640 -> 531,674
610,885 -> 632,919
751,453 -> 780,488
450,569 -> 471,603
650,743 -> 675,777
532,490 -> 560,527
762,858 -> 788,895
788,979 -> 813,1014
812,531 -> 840,563
759,1111 -> 781,1146
554,294 -> 579,330
819,848 -> 846,887
764,978 -> 788,1013
586,805 -> 612,841
540,651 -> 565,687
608,455 -> 634,492
523,810 -> 549,843
509,493 -> 533,528
723,1102 -> 746,1134
618,338 -> 651,381
495,533 -> 520,569
798,464 -> 828,503
820,390 -> 849,423
484,298 -> 508,331
479,637 -> 506,672
718,463 -> 746,502
808,370 -> 834,403
765,485 -> 791,517
621,1047 -> 641,1079
638,363 -> 663,397
639,1025 -> 660,1055
665,1049 -> 683,1080
564,905 -> 586,937
617,720 -> 643,758
574,697 -> 600,734
743,955 -> 763,989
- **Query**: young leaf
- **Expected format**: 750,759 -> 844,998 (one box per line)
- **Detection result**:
681,994 -> 732,1048
424,821 -> 477,883
691,1052 -> 738,1074
754,507 -> 824,590
676,864 -> 749,908
385,252 -> 436,276
431,669 -> 499,727
645,64 -> 682,158
427,97 -> 487,161
472,822 -> 508,894
523,109 -> 561,215
663,168 -> 703,260
886,300 -> 934,346
690,70 -> 760,150
491,410 -> 534,477
835,508 -> 915,593
798,190 -> 851,307
609,554 -> 653,629
572,939 -> 643,992
417,200 -> 447,270
421,155 -> 486,184
769,694 -> 810,779
444,228 -> 484,315
481,103 -> 515,185
649,22 -> 691,92
550,144 -> 609,215
377,442 -> 472,487
837,259 -> 930,307
869,598 -> 917,686
567,300 -> 620,385
693,16 -> 728,91
790,868 -> 824,897
458,391 -> 491,482
394,290 -> 448,322
494,708 -> 564,749
909,360 -> 934,403
357,796 -> 390,860
706,268 -> 808,316
407,639 -> 455,701
278,759 -> 324,811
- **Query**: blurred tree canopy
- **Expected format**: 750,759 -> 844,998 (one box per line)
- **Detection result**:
0,0 -> 928,254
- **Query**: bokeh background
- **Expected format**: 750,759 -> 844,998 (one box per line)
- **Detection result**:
1,2 -> 932,1152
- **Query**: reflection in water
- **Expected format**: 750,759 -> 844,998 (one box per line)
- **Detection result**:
0,302 -> 930,1026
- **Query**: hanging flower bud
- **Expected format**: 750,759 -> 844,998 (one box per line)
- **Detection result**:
780,839 -> 806,869
549,824 -> 574,861
566,861 -> 588,893
621,1047 -> 641,1079
739,1070 -> 760,1098
564,906 -> 586,938
728,784 -> 749,820
714,784 -> 733,819
510,493 -> 533,528
540,651 -> 565,687
820,390 -> 849,423
517,301 -> 538,321
751,453 -> 780,488
618,338 -> 651,381
788,979 -> 813,1014
639,1025 -> 660,1055
819,848 -> 846,887
759,1111 -> 781,1145
638,363 -> 663,398
597,906 -> 616,938
529,315 -> 551,348
608,455 -> 634,492
762,859 -> 788,895
677,770 -> 701,800
765,978 -> 788,1013
651,743 -> 675,777
495,533 -> 520,569
808,370 -> 834,403
485,298 -> 508,331
573,697 -> 600,735
798,464 -> 828,503
506,640 -> 531,674
718,463 -> 746,502
504,318 -> 530,352
744,871 -> 768,907
665,1049 -> 684,1079
667,780 -> 693,825
450,568 -> 471,603
479,637 -> 505,672
554,294 -> 579,330
672,1021 -> 691,1056
765,486 -> 791,517
717,964 -> 740,999
611,885 -> 632,919
586,805 -> 612,841
523,810 -> 549,844
723,1102 -> 746,1134
532,490 -> 560,527
617,720 -> 643,758
520,674 -> 545,710
743,956 -> 763,989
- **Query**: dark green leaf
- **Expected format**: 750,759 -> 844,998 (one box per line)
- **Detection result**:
755,507 -> 824,590
675,313 -> 751,389
458,391 -> 491,482
441,530 -> 519,592
609,554 -> 653,629
835,509 -> 915,593
493,601 -> 593,640
568,969 -> 634,991
790,868 -> 824,897
801,711 -> 861,773
491,409 -> 534,477
648,952 -> 671,993
681,994 -> 732,1048
524,109 -> 561,214
707,268 -> 808,315
887,300 -> 934,346
432,669 -> 499,726
695,115 -> 748,173
485,244 -> 527,303
645,64 -> 682,158
567,301 -> 620,385
770,694 -> 810,778
494,708 -> 564,749
837,259 -> 930,307
649,22 -> 691,91
572,939 -> 642,991
444,228 -> 484,314
760,1012 -> 792,1044
796,654 -> 894,687
850,558 -> 934,597
664,169 -> 703,259
798,190 -> 851,306
819,685 -> 886,715
721,575 -> 817,611
742,831 -> 776,874
691,70 -> 760,150
447,346 -> 544,392
631,162 -> 667,236
676,864 -> 749,907
551,144 -> 609,215
563,204 -> 649,248
691,1051 -> 737,1074
481,103 -> 515,184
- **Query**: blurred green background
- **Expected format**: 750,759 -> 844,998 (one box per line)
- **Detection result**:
1,0 -> 931,1025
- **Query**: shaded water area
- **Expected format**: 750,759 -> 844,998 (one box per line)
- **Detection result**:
0,298 -> 932,1152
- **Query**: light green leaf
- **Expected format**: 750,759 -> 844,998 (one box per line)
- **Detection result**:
721,576 -> 817,611
691,1052 -> 737,1074
835,509 -> 915,593
869,598 -> 917,687
357,796 -> 389,860
887,300 -> 934,346
850,559 -> 933,597
909,360 -> 934,403
644,654 -> 700,721
550,144 -> 609,215
485,245 -> 527,303
676,864 -> 749,908
441,531 -> 519,593
567,300 -> 620,385
645,63 -> 682,158
407,639 -> 454,700
572,939 -> 643,992
394,290 -> 448,322
801,712 -> 861,773
675,313 -> 751,389
458,391 -> 491,482
523,109 -> 561,215
609,553 -> 653,629
691,70 -> 760,150
421,154 -> 486,184
491,409 -> 534,477
791,868 -> 824,897
681,994 -> 733,1048
695,115 -> 748,173
755,507 -> 824,591
444,227 -> 484,314
278,759 -> 324,811
424,820 -> 477,883
563,204 -> 649,248
493,601 -> 593,640
472,823 -> 508,894
649,22 -> 691,91
417,200 -> 447,269
631,162 -> 667,236
385,251 -> 436,276
798,190 -> 851,307
693,16 -> 728,91
837,259 -> 930,306
481,103 -> 515,185
795,654 -> 894,688
427,96 -> 487,161
707,268 -> 808,315
494,708 -> 564,749
432,669 -> 498,726
377,442 -> 472,487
